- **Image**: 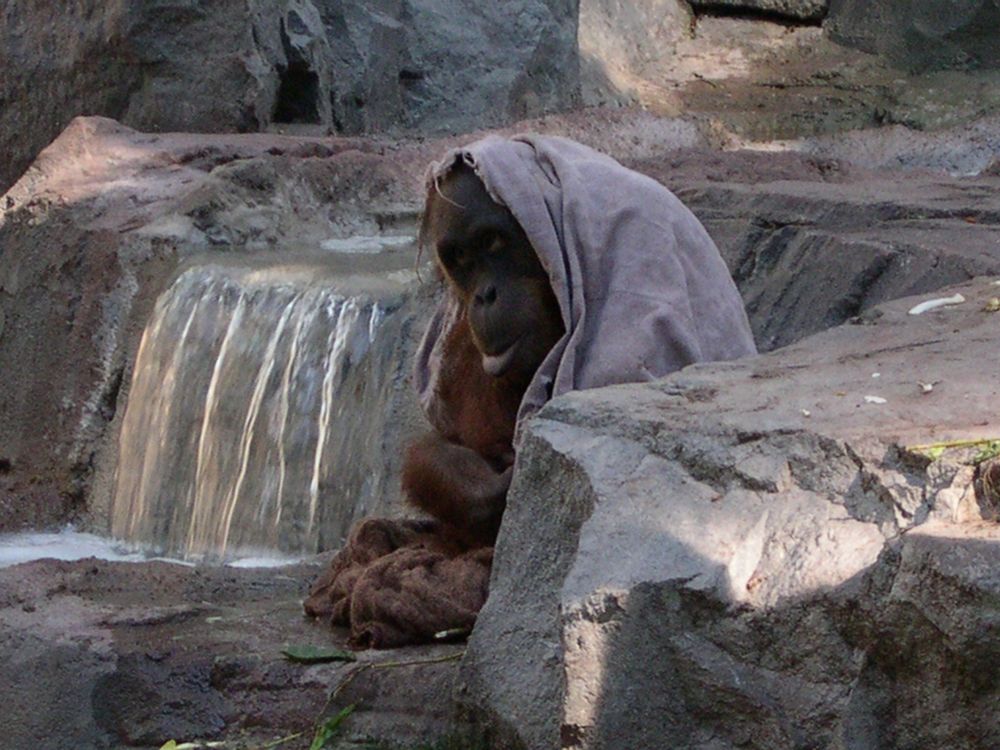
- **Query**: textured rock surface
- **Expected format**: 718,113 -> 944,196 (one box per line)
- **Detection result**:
462,277 -> 1000,749
827,0 -> 1000,72
798,116 -> 1000,176
7,0 -> 1000,193
579,0 -> 694,106
578,8 -> 1000,141
0,0 -> 579,191
631,147 -> 1000,351
0,557 -> 468,749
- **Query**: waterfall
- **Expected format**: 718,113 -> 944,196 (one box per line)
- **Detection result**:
111,263 -> 411,561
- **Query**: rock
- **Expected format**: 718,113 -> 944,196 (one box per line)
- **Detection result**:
826,0 -> 1000,72
578,0 -> 694,106
461,277 -> 1000,749
0,0 -> 580,190
629,148 -> 1000,350
322,0 -> 580,134
797,116 -> 1000,176
0,557 -> 470,749
689,0 -> 829,21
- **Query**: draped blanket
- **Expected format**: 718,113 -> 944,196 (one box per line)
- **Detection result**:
305,135 -> 757,648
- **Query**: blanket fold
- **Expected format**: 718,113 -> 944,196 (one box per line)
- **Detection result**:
304,518 -> 492,649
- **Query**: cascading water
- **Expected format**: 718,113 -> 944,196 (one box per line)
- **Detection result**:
111,257 -> 418,562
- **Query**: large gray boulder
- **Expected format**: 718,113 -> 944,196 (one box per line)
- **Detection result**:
0,0 -> 579,190
462,277 -> 1000,749
826,0 -> 1000,71
0,0 -> 324,191
315,0 -> 580,135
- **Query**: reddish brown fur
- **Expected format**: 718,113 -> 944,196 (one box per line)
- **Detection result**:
401,316 -> 524,548
400,167 -> 562,549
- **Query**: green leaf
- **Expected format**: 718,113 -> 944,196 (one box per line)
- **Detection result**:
159,743 -> 178,750
282,644 -> 356,664
973,441 -> 1000,465
310,704 -> 356,750
924,446 -> 946,461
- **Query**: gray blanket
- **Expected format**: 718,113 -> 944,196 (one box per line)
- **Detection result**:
415,134 -> 757,434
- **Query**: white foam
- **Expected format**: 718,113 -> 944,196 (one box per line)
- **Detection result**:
320,235 -> 413,254
0,529 -> 145,568
0,528 -> 303,569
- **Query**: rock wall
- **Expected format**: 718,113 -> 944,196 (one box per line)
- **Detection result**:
0,0 -> 579,191
578,0 -> 694,107
6,0 -> 1000,191
827,0 -> 1000,72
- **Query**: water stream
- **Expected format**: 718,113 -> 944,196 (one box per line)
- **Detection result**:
110,255 -> 418,562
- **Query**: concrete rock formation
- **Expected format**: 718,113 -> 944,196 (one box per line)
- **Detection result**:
0,557 -> 470,750
827,0 -> 1000,72
0,0 -> 579,190
6,0 -> 1000,192
579,0 -> 694,106
462,277 -> 1000,749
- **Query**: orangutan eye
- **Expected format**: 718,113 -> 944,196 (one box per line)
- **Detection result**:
437,241 -> 467,270
452,245 -> 470,267
484,232 -> 505,254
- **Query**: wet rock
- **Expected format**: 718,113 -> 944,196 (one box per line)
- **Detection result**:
461,278 -> 1000,749
0,558 -> 470,749
827,0 -> 1000,72
92,652 -> 227,745
0,117 -> 431,543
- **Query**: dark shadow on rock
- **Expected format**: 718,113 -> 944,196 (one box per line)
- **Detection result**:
92,652 -> 228,746
573,523 -> 1000,750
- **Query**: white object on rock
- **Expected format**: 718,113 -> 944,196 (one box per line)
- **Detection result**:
907,293 -> 966,315
864,395 -> 888,404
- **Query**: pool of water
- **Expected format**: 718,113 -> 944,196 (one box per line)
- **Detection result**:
0,528 -> 303,569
